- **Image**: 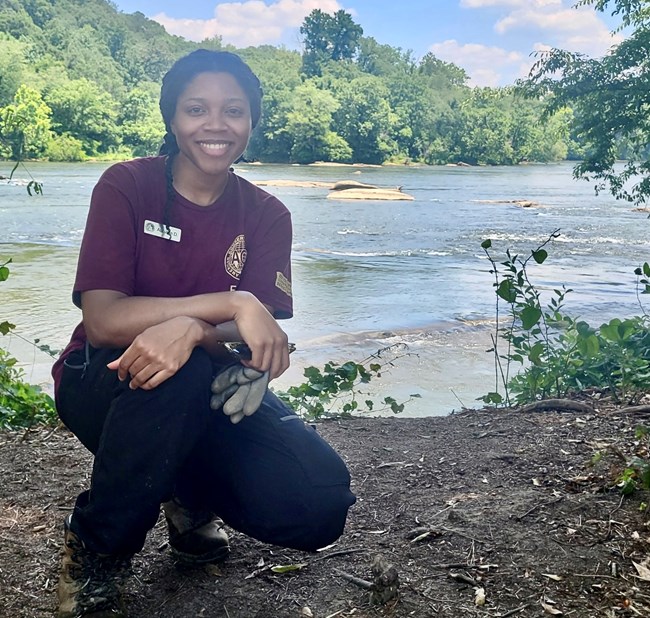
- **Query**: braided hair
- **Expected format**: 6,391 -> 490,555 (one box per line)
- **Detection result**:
158,49 -> 263,231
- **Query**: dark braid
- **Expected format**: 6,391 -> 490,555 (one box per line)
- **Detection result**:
159,132 -> 179,157
162,153 -> 176,234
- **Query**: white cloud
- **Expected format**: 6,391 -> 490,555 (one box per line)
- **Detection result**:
460,0 -> 561,7
495,6 -> 622,56
152,0 -> 342,46
428,39 -> 525,86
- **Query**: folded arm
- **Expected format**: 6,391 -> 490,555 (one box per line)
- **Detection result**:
82,289 -> 290,388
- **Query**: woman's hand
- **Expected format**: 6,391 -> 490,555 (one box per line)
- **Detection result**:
106,316 -> 202,390
231,292 -> 290,380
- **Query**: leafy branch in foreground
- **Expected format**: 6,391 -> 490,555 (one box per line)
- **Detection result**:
274,344 -> 420,420
480,232 -> 650,407
517,0 -> 650,206
0,348 -> 56,429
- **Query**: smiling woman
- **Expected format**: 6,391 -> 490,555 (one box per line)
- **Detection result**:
49,49 -> 356,618
170,72 -> 253,204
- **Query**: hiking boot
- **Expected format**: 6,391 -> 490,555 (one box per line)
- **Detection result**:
163,498 -> 230,564
57,516 -> 131,618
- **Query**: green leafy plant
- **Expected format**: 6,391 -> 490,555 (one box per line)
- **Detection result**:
635,261 -> 650,303
1,259 -> 56,429
614,426 -> 650,496
481,232 -> 650,406
274,345 -> 420,420
0,347 -> 56,429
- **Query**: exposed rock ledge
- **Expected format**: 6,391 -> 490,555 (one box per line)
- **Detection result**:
254,179 -> 332,188
327,188 -> 414,201
473,199 -> 543,208
254,178 -> 415,200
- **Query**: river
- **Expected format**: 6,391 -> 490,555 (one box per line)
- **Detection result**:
1,160 -> 647,415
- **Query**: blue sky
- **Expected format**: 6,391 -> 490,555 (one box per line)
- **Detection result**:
112,0 -> 625,86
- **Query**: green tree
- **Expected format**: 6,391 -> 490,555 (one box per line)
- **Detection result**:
119,86 -> 164,157
300,9 -> 363,77
45,78 -> 119,155
284,82 -> 351,163
450,89 -> 514,165
357,37 -> 415,77
520,0 -> 650,204
0,35 -> 31,106
331,75 -> 397,164
0,84 -> 52,159
418,52 -> 469,89
242,46 -> 302,162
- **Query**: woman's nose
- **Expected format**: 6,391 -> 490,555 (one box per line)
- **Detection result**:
204,112 -> 226,130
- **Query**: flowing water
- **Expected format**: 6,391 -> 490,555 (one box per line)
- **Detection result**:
1,161 -> 647,415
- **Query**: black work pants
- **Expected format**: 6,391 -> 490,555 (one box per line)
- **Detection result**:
56,344 -> 355,556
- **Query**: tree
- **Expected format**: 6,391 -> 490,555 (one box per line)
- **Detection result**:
0,35 -> 31,106
0,84 -> 52,160
330,75 -> 397,164
283,82 -> 351,163
44,78 -> 119,155
418,53 -> 469,89
520,0 -> 650,204
118,86 -> 164,157
300,9 -> 363,77
357,37 -> 415,77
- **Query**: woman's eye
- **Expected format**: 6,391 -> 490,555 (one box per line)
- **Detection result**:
187,106 -> 205,115
227,107 -> 244,116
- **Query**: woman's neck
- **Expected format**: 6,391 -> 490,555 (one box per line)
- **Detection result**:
171,156 -> 230,206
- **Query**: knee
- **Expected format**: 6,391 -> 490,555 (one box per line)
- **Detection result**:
283,485 -> 357,552
142,347 -> 213,405
169,347 -> 213,390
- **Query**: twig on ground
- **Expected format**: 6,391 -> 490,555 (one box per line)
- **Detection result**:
333,568 -> 373,590
439,526 -> 481,543
448,571 -> 478,586
618,405 -> 650,415
609,494 -> 625,517
515,496 -> 564,521
499,603 -> 531,617
312,548 -> 367,562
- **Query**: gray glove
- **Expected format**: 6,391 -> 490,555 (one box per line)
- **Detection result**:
210,365 -> 269,424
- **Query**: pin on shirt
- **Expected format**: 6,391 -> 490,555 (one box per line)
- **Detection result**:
144,219 -> 182,242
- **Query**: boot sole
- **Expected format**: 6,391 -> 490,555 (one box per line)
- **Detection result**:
170,544 -> 230,565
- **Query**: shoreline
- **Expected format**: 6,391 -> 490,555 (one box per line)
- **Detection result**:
8,318 -> 497,417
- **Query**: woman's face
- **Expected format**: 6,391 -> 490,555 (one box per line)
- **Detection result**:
171,71 -> 252,181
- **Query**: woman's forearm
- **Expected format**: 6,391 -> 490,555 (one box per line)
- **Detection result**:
81,289 -> 255,348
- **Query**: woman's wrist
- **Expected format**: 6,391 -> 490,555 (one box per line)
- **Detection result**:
228,290 -> 256,319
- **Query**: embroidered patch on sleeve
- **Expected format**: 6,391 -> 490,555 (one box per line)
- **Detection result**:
275,272 -> 292,298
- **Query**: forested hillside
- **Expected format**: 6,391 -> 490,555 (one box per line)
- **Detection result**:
0,0 -> 579,164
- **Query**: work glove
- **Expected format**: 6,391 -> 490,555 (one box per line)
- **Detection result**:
210,364 -> 269,424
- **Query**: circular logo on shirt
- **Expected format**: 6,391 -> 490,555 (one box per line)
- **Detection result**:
225,235 -> 247,280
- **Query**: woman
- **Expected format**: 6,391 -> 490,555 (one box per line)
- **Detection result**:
52,49 -> 355,618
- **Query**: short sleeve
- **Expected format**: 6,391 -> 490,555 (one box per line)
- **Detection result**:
72,166 -> 138,308
238,197 -> 293,319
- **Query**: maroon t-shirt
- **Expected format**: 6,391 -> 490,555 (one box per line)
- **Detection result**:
52,156 -> 293,392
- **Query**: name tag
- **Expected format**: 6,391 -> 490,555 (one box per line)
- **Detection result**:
144,220 -> 181,242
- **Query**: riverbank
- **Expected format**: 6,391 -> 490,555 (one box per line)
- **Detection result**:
1,393 -> 649,617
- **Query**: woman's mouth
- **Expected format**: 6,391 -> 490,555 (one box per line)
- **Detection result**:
199,141 -> 229,153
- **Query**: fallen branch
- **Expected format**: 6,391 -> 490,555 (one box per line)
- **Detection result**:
334,568 -> 373,590
448,571 -> 477,586
617,405 -> 650,415
334,555 -> 400,606
499,603 -> 531,617
518,399 -> 594,414
312,548 -> 367,562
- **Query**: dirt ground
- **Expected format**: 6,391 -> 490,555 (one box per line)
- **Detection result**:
2,394 -> 650,618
